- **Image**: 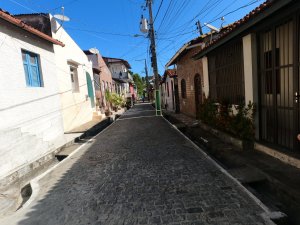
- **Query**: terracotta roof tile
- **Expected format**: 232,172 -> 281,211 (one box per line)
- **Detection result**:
0,8 -> 64,47
164,69 -> 177,77
194,0 -> 274,58
161,69 -> 177,83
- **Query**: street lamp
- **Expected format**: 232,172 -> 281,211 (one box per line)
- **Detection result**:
133,34 -> 147,38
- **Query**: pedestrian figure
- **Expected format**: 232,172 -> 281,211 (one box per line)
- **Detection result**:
132,94 -> 135,105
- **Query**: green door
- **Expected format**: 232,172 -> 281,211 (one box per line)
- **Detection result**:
86,72 -> 95,108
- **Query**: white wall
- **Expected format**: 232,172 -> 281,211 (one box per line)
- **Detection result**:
110,63 -> 128,79
243,34 -> 254,103
162,76 -> 175,111
0,20 -> 64,178
50,15 -> 95,132
202,57 -> 209,98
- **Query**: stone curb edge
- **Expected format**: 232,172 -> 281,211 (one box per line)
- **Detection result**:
161,115 -> 278,225
15,117 -> 118,213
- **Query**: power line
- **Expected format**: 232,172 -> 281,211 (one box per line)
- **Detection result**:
64,27 -> 136,37
156,0 -> 174,33
154,0 -> 164,23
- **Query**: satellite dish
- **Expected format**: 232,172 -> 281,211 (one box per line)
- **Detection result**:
53,14 -> 70,22
89,48 -> 100,55
53,7 -> 70,32
204,23 -> 220,32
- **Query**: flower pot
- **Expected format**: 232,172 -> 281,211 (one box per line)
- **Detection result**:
105,111 -> 112,116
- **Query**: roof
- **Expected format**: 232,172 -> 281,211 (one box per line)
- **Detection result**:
165,36 -> 204,67
193,0 -> 291,59
102,56 -> 131,69
164,69 -> 177,77
161,69 -> 177,84
165,25 -> 232,67
0,9 -> 64,47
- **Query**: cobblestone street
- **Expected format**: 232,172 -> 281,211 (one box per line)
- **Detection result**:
1,103 -> 274,225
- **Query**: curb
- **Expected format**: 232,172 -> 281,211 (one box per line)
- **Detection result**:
161,115 -> 277,225
15,117 -> 118,213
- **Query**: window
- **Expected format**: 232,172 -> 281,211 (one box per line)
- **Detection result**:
208,40 -> 245,104
22,50 -> 43,87
264,49 -> 280,94
69,65 -> 79,92
181,79 -> 186,98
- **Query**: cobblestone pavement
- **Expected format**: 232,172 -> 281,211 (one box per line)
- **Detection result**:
1,103 -> 273,225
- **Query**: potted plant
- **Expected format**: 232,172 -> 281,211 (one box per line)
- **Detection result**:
104,90 -> 113,116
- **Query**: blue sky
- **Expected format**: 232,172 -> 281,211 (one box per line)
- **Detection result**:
1,0 -> 264,76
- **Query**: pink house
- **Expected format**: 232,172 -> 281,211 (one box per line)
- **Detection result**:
85,51 -> 113,112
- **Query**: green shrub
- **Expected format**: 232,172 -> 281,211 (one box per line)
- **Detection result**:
198,98 -> 255,141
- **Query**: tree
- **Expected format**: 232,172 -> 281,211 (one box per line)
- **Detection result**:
132,73 -> 146,97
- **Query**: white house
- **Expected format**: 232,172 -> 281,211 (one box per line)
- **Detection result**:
16,13 -> 96,132
0,10 -> 65,184
103,57 -> 134,98
161,69 -> 177,112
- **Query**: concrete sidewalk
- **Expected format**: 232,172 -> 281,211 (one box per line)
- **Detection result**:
1,103 -> 274,225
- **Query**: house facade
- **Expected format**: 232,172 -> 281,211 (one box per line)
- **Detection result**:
166,38 -> 206,118
85,50 -> 113,113
0,10 -> 65,182
15,13 -> 96,132
161,69 -> 177,112
103,57 -> 135,99
194,0 -> 300,161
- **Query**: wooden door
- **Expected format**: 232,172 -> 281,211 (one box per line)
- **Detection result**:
194,74 -> 202,118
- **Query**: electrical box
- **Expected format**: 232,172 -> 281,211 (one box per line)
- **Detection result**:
140,18 -> 149,33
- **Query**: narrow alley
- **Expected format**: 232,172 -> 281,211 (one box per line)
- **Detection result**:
1,104 -> 273,225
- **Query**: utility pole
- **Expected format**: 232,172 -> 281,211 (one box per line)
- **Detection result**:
146,0 -> 161,115
196,20 -> 203,36
144,59 -> 150,100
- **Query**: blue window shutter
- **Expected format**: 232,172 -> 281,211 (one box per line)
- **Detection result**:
23,64 -> 30,86
22,50 -> 42,87
30,66 -> 40,87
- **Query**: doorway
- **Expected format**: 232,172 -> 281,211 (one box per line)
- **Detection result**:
194,74 -> 202,118
259,18 -> 299,152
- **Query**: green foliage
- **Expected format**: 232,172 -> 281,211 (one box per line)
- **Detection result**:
132,73 -> 146,96
111,93 -> 125,108
231,102 -> 256,141
198,98 -> 256,141
105,89 -> 112,104
198,98 -> 218,127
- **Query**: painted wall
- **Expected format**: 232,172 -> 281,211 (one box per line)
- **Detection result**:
50,15 -> 95,132
107,62 -> 132,97
0,19 -> 64,179
86,52 -> 113,111
202,56 -> 209,98
109,63 -> 128,79
162,76 -> 175,111
243,34 -> 254,104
